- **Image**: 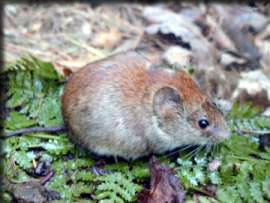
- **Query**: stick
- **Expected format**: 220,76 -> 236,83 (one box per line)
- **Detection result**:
2,126 -> 66,139
237,129 -> 270,136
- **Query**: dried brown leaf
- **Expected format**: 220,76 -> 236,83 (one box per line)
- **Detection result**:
92,28 -> 122,49
3,178 -> 60,203
137,156 -> 185,203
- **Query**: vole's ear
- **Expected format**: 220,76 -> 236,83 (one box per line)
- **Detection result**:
153,87 -> 182,119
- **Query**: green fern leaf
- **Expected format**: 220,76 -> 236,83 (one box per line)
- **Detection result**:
95,172 -> 141,202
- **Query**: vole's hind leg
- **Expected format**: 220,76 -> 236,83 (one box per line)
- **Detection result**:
92,166 -> 110,176
113,156 -> 118,163
90,155 -> 126,176
91,158 -> 110,176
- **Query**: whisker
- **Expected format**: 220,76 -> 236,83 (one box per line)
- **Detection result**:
201,144 -> 208,157
193,145 -> 205,157
206,144 -> 212,156
210,144 -> 214,154
196,145 -> 207,156
178,144 -> 196,152
211,144 -> 216,156
216,143 -> 221,155
165,144 -> 195,158
208,144 -> 213,157
183,145 -> 202,159
213,143 -> 219,156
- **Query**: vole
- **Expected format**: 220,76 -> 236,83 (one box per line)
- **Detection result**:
61,51 -> 230,160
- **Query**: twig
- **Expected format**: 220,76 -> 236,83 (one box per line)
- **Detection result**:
237,129 -> 270,136
63,35 -> 105,58
41,171 -> 55,185
2,126 -> 66,139
112,30 -> 144,54
97,7 -> 142,34
5,43 -> 52,59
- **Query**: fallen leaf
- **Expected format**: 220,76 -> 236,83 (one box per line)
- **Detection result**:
143,6 -> 217,69
162,45 -> 193,67
262,108 -> 270,116
212,4 -> 267,61
3,177 -> 60,203
137,156 -> 185,203
219,52 -> 246,68
92,28 -> 122,49
232,70 -> 270,109
31,22 -> 42,33
195,14 -> 237,52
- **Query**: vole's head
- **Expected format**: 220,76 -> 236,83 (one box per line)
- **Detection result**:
152,70 -> 230,148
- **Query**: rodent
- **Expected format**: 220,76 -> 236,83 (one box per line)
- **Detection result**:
61,51 -> 230,160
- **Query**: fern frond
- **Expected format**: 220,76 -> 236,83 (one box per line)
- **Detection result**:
227,102 -> 270,134
229,116 -> 270,133
4,55 -> 63,81
95,172 -> 142,203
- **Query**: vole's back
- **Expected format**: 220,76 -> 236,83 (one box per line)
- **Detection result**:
62,52 -> 154,159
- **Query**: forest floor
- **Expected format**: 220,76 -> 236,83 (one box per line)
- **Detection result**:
2,2 -> 270,203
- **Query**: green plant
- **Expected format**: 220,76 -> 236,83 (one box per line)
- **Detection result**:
94,172 -> 142,203
2,55 -> 270,202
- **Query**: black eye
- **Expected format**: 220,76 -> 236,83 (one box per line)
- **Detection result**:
198,119 -> 209,129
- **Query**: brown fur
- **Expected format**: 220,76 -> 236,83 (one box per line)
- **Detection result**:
62,51 -> 229,160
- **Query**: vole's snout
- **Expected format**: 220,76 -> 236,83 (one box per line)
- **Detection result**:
208,126 -> 231,143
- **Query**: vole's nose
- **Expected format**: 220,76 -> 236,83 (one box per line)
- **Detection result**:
209,127 -> 231,142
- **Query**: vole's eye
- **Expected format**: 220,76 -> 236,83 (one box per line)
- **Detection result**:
198,119 -> 209,129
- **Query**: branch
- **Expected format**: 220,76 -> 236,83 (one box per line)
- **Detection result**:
237,129 -> 270,136
2,126 -> 66,139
